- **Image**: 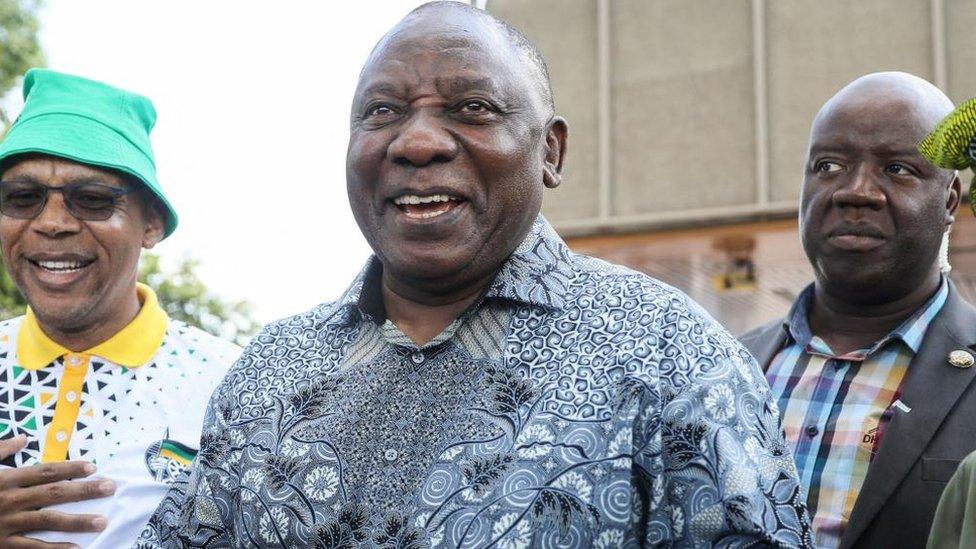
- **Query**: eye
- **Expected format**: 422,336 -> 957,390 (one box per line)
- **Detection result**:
364,103 -> 398,118
68,184 -> 122,213
4,188 -> 44,206
455,99 -> 498,120
885,163 -> 915,176
72,191 -> 115,209
460,101 -> 490,113
814,160 -> 843,174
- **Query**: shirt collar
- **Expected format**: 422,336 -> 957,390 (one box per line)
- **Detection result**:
17,283 -> 169,370
482,216 -> 575,310
336,216 -> 576,326
784,276 -> 950,356
334,258 -> 382,325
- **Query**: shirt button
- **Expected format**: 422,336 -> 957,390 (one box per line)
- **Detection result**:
55,430 -> 67,442
410,352 -> 424,364
806,425 -> 820,438
67,355 -> 81,366
384,448 -> 399,462
65,391 -> 77,403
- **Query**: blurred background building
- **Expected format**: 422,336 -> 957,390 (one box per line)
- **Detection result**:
487,0 -> 976,334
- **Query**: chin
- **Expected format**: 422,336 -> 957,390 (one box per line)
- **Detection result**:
383,244 -> 472,276
29,302 -> 94,332
396,259 -> 469,283
821,271 -> 904,305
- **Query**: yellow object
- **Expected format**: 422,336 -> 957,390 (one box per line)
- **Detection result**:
17,283 -> 168,370
42,354 -> 88,462
15,283 -> 169,462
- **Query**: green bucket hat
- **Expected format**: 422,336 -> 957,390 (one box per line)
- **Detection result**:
918,96 -> 976,217
0,68 -> 178,237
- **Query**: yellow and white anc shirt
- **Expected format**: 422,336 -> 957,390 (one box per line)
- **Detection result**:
0,283 -> 240,548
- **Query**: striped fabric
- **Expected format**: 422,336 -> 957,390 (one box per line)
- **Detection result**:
766,278 -> 949,548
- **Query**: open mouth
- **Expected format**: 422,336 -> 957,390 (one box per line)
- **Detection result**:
28,257 -> 96,274
392,193 -> 465,220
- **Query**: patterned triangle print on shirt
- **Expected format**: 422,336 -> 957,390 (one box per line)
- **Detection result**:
67,360 -> 139,462
1,360 -> 62,466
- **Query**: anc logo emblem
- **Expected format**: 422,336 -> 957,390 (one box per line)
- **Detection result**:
145,438 -> 196,483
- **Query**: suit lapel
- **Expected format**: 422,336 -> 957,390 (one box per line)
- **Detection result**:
840,287 -> 976,548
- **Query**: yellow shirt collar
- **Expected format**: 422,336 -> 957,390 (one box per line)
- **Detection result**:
17,283 -> 169,370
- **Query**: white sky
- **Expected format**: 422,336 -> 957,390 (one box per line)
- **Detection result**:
2,0 -> 437,324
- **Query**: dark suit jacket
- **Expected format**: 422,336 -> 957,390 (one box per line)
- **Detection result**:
739,282 -> 976,549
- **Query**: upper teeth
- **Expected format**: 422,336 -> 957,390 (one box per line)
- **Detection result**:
37,260 -> 86,270
394,194 -> 456,205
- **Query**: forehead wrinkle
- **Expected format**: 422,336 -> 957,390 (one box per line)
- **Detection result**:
435,75 -> 499,96
358,41 -> 530,114
810,106 -> 931,161
356,4 -> 554,123
813,123 -> 928,155
360,82 -> 407,100
809,139 -> 930,166
5,158 -> 117,185
363,12 -> 536,79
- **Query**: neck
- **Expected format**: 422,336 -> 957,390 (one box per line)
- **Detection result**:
43,290 -> 142,352
381,269 -> 495,346
808,271 -> 941,355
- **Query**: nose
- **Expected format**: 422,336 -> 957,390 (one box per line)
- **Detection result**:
388,110 -> 459,167
832,164 -> 886,209
32,192 -> 81,237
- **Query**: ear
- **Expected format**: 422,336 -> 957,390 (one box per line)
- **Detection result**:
542,116 -> 568,189
141,201 -> 166,250
944,170 -> 962,228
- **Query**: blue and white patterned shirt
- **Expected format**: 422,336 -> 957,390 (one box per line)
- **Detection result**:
139,218 -> 812,548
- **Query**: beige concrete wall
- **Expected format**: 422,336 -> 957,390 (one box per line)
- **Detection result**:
488,0 -> 976,235
766,0 -> 933,203
611,0 -> 756,215
946,0 -> 976,188
947,0 -> 976,103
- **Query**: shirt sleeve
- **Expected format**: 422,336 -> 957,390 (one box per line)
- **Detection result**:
635,297 -> 813,547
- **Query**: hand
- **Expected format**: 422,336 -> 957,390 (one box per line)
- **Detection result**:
0,435 -> 116,549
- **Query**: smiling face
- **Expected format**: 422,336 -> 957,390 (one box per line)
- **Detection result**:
0,156 -> 163,337
346,7 -> 566,302
800,77 -> 960,304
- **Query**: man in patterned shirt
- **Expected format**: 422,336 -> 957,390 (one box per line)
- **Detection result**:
142,3 -> 811,547
0,70 -> 240,547
740,72 -> 976,548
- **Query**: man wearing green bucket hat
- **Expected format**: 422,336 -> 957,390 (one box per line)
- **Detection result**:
0,69 -> 238,548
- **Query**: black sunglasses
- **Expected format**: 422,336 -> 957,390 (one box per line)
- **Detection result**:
0,180 -> 133,221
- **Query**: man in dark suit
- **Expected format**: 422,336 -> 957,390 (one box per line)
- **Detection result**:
740,71 -> 976,549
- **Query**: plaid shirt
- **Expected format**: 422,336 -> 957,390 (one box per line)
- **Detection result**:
766,278 -> 948,548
